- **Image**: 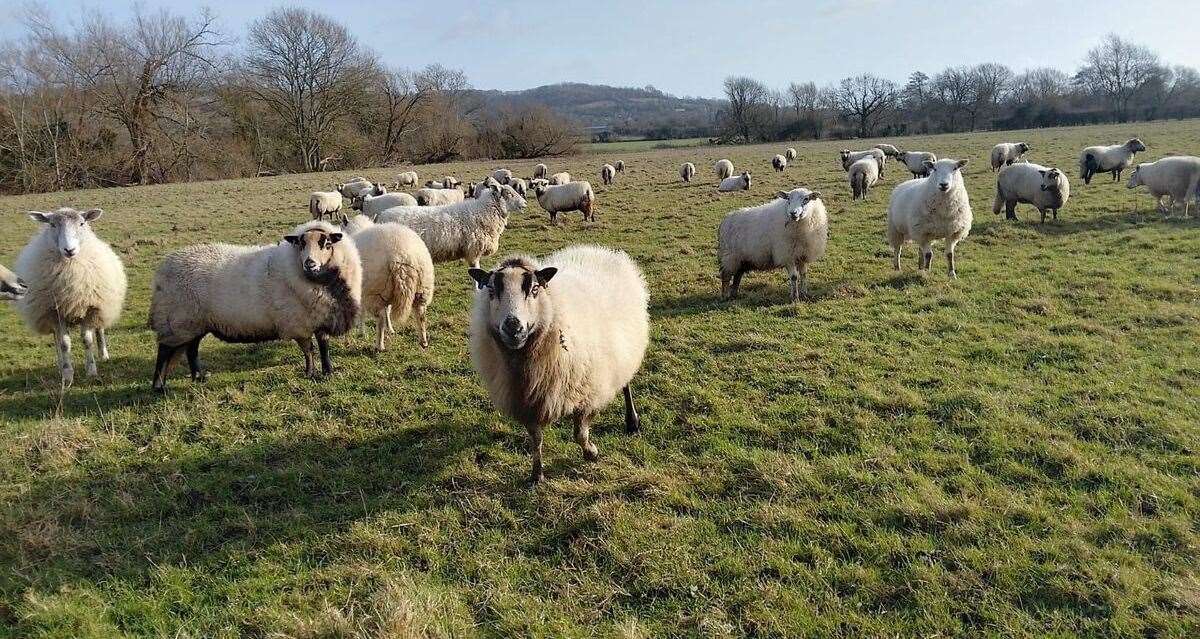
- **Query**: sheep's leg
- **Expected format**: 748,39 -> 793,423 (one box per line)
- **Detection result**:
316,333 -> 334,375
375,309 -> 388,352
573,411 -> 599,462
1040,208 -> 1047,224
796,261 -> 809,300
892,244 -> 902,271
80,327 -> 98,377
53,313 -> 74,387
1006,200 -> 1017,221
385,304 -> 396,333
527,424 -> 545,484
151,343 -> 185,391
97,328 -> 110,361
729,268 -> 745,299
719,270 -> 731,300
185,335 -> 208,381
623,384 -> 641,433
946,239 -> 959,280
415,302 -> 429,348
296,337 -> 316,378
1052,208 -> 1058,221
919,242 -> 933,272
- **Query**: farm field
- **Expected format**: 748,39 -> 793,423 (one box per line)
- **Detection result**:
1,119 -> 1199,637
581,137 -> 710,154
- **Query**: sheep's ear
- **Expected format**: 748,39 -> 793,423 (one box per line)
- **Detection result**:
28,211 -> 51,224
327,232 -> 343,244
534,267 -> 557,286
955,159 -> 969,170
82,208 -> 103,221
468,268 -> 491,288
1038,169 -> 1048,177
776,191 -> 789,200
283,235 -> 300,246
922,160 -> 935,171
808,191 -> 821,201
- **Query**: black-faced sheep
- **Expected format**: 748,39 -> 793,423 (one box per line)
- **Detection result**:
785,147 -> 798,162
1080,138 -> 1146,184
717,188 -> 827,302
993,163 -> 1070,223
772,154 -> 787,172
887,159 -> 972,278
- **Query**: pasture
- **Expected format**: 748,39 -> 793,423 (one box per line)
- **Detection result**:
1,119 -> 1198,637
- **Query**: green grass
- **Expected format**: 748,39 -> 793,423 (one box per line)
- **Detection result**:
1,119 -> 1199,637
580,137 -> 710,154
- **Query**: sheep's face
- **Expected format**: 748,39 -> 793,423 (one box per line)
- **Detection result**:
469,260 -> 558,351
1040,168 -> 1066,193
1126,165 -> 1146,189
1127,138 -> 1147,153
497,186 -> 527,213
777,189 -> 821,221
285,228 -> 344,280
925,159 -> 968,193
1017,143 -> 1030,154
29,207 -> 100,259
742,173 -> 752,189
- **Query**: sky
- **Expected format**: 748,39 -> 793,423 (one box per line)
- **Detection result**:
3,0 -> 1199,98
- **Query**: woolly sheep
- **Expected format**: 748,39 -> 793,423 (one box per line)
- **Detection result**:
849,156 -> 881,200
376,185 -> 526,269
339,215 -> 435,351
353,191 -> 418,217
509,177 -> 528,196
310,191 -> 344,220
874,143 -> 902,158
714,159 -> 734,180
548,172 -> 571,186
532,163 -> 548,180
680,162 -> 696,182
614,160 -> 625,173
718,171 -> 752,192
1079,138 -> 1146,184
472,177 -> 502,199
492,169 -> 512,185
993,162 -> 1071,223
717,188 -> 827,302
443,176 -> 461,189
897,151 -> 937,178
785,147 -> 798,162
392,171 -> 418,189
1126,156 -> 1200,216
424,180 -> 446,189
0,264 -> 27,301
534,181 -> 596,223
148,221 -> 361,390
16,207 -> 127,386
772,154 -> 787,172
529,178 -> 550,189
990,142 -> 1030,171
840,149 -> 886,176
467,245 -> 649,483
886,158 -> 972,279
338,179 -> 376,199
601,164 -> 616,185
416,187 -> 466,206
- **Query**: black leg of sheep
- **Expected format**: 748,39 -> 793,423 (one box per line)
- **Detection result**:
624,385 -> 641,433
316,333 -> 334,376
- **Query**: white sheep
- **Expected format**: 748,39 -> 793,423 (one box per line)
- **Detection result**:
472,177 -> 502,199
339,215 -> 435,351
718,171 -> 752,192
424,180 -> 446,189
309,191 -> 344,220
993,162 -> 1071,223
529,178 -> 550,189
897,151 -> 937,178
467,244 -> 649,483
443,176 -> 461,189
0,264 -> 27,301
886,159 -> 972,279
680,162 -> 696,182
534,181 -> 596,223
149,221 -> 361,390
509,177 -> 528,196
1079,138 -> 1146,184
392,171 -> 418,189
614,160 -> 625,173
772,154 -> 787,172
874,143 -> 901,158
849,156 -> 881,200
338,179 -> 376,199
16,207 -> 127,386
840,149 -> 886,176
717,188 -> 827,302
600,164 -> 616,185
548,172 -> 571,186
990,142 -> 1030,171
353,191 -> 418,217
416,187 -> 466,206
785,148 -> 798,162
492,169 -> 512,184
714,159 -> 734,180
376,185 -> 525,269
532,163 -> 548,180
1126,156 -> 1200,216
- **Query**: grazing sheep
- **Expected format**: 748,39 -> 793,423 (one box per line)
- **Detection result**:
772,154 -> 787,172
377,186 -> 525,269
492,169 -> 512,185
887,159 -> 972,279
16,207 -> 126,386
601,164 -> 616,185
849,156 -> 881,200
508,177 -> 528,197
615,160 -> 625,173
993,162 -> 1071,223
442,176 -> 461,189
532,163 -> 548,180
149,221 -> 361,390
548,172 -> 571,186
1126,156 -> 1200,216
392,171 -> 418,188
714,159 -> 734,180
991,142 -> 1030,171
680,162 -> 696,182
534,181 -> 596,223
785,147 -> 798,162
897,151 -> 937,178
529,178 -> 550,189
840,149 -> 886,176
718,171 -> 752,192
416,187 -> 466,206
353,191 -> 418,217
874,143 -> 901,158
0,264 -> 27,301
309,191 -> 343,221
338,179 -> 376,199
472,177 -> 502,199
717,188 -> 827,302
467,245 -> 649,483
339,216 -> 434,351
1079,138 -> 1146,184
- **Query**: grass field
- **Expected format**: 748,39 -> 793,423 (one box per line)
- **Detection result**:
581,137 -> 710,154
1,119 -> 1199,637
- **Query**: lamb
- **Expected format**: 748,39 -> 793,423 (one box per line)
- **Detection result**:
392,171 -> 418,189
772,154 -> 787,172
338,179 -> 376,199
680,162 -> 696,182
717,171 -> 752,192
840,149 -> 886,176
717,188 -> 827,303
0,264 -> 27,301
785,147 -> 798,162
532,163 -> 548,180
534,180 -> 596,223
990,142 -> 1030,171
353,191 -> 418,217
600,164 -> 616,185
416,187 -> 466,206
897,151 -> 937,178
614,160 -> 625,173
16,207 -> 127,386
886,158 -> 973,279
338,215 -> 434,351
548,172 -> 571,186
492,169 -> 512,184
309,191 -> 343,221
714,159 -> 734,180
1079,138 -> 1146,184
874,143 -> 902,158
992,162 -> 1071,223
1126,156 -> 1200,216
508,177 -> 528,197
149,221 -> 361,391
849,156 -> 881,200
376,185 -> 525,269
467,245 -> 649,483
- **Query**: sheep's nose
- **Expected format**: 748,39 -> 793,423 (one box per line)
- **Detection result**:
938,183 -> 950,192
502,316 -> 522,336
303,258 -> 317,270
62,248 -> 77,258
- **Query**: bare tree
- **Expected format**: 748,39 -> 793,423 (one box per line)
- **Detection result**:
967,63 -> 1012,130
831,74 -> 896,137
375,67 -> 430,163
931,67 -> 973,131
1075,33 -> 1160,122
496,104 -> 578,158
723,76 -> 769,141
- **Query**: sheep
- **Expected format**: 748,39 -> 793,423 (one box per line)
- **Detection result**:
680,162 -> 696,182
1079,138 -> 1146,184
548,172 -> 571,186
600,164 -> 616,185
310,191 -> 344,221
443,176 -> 461,189
990,142 -> 1030,171
424,180 -> 446,189
785,147 -> 798,162
1126,156 -> 1200,216
353,191 -> 418,217
840,149 -> 886,176
529,178 -> 550,189
338,179 -> 376,199
614,160 -> 625,173
376,185 -> 525,269
492,169 -> 512,184
0,264 -> 27,301
534,180 -> 596,223
338,215 -> 434,351
874,143 -> 902,158
532,163 -> 548,180
392,171 -> 418,189
509,177 -> 528,197
714,159 -> 734,180
416,187 -> 466,206
149,221 -> 361,391
16,207 -> 126,386
993,162 -> 1071,223
467,244 -> 649,483
849,156 -> 881,200
897,151 -> 938,178
717,188 -> 827,303
472,177 -> 502,199
717,171 -> 752,192
772,154 -> 787,172
886,158 -> 972,279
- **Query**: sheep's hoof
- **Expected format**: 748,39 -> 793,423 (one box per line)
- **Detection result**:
582,446 -> 599,462
191,370 -> 209,382
529,472 -> 545,484
152,382 -> 166,393
625,418 -> 641,434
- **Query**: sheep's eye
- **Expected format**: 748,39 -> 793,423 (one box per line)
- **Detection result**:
529,284 -> 540,298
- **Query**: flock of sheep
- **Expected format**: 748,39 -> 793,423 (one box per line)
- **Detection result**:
3,132 -> 1198,482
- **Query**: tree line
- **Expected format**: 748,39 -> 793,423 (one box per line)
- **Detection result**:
716,34 -> 1200,143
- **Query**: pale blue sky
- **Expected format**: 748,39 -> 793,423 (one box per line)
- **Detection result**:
4,0 -> 1198,97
